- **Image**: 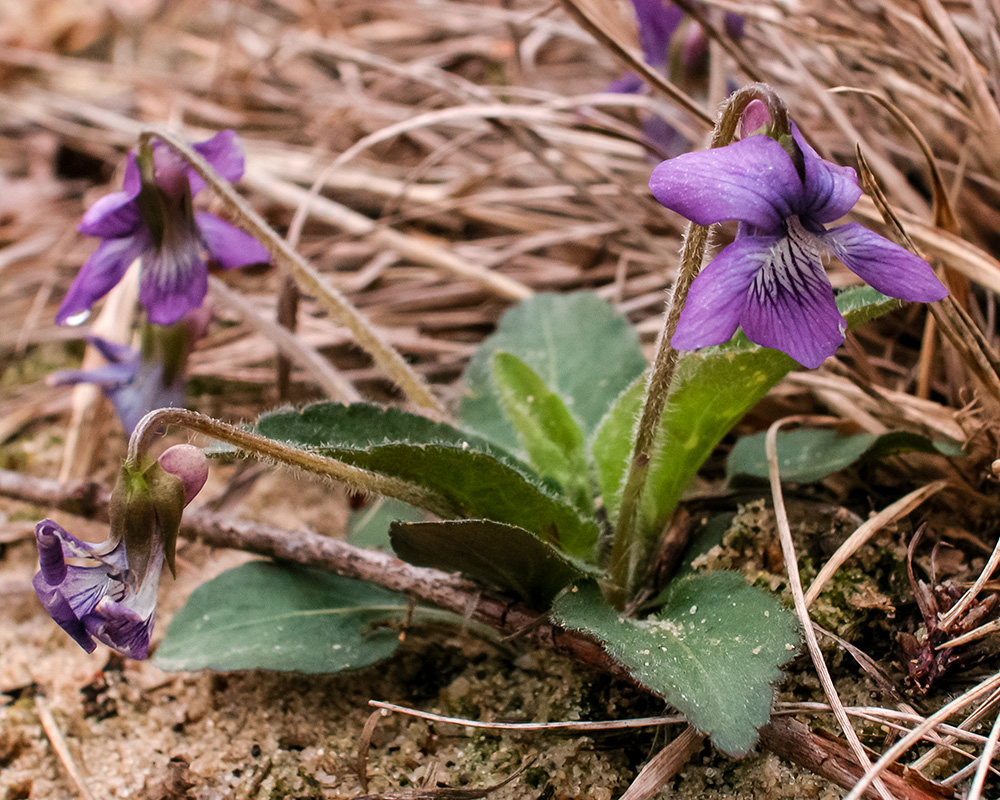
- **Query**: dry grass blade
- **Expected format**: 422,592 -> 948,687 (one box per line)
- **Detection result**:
843,674 -> 1000,800
619,726 -> 704,800
36,699 -> 98,800
766,416 -> 894,800
208,276 -> 361,402
833,87 -> 960,234
967,708 -> 1000,800
805,481 -> 948,607
854,144 -> 1000,408
367,701 -> 684,731
558,0 -> 714,125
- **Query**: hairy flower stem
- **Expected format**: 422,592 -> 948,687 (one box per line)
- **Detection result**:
607,84 -> 790,609
127,408 -> 458,519
137,128 -> 445,418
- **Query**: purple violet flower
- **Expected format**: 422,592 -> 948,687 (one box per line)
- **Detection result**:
650,127 -> 948,367
49,336 -> 186,434
33,445 -> 209,659
57,130 -> 269,327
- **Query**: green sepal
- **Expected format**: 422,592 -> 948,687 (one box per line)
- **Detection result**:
110,458 -> 185,584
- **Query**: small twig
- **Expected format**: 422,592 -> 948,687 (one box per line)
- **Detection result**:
36,699 -> 98,800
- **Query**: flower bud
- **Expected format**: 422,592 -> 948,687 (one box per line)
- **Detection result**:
158,444 -> 209,504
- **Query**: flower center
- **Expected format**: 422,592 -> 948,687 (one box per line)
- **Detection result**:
750,216 -> 828,304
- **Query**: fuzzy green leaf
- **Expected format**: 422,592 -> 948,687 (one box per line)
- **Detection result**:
553,573 -> 800,756
390,519 -> 597,607
461,292 -> 646,452
727,428 -> 962,485
154,562 -> 407,673
254,403 -> 600,559
493,352 -> 593,514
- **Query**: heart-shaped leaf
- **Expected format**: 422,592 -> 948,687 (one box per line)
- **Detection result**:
154,562 -> 408,673
552,572 -> 800,756
390,519 -> 598,607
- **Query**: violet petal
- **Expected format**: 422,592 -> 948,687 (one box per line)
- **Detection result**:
189,130 -> 245,194
56,233 -> 150,324
740,234 -> 847,368
649,135 -> 803,232
632,0 -> 683,63
87,335 -> 136,365
78,192 -> 142,239
32,573 -> 97,652
84,598 -> 154,660
138,234 -> 208,326
822,223 -> 949,302
196,212 -> 270,269
77,157 -> 144,238
50,362 -> 136,390
107,360 -> 187,434
793,127 -> 862,224
672,235 -> 778,349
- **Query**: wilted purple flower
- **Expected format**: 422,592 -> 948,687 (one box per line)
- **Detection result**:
50,336 -> 186,434
50,309 -> 208,433
33,445 -> 208,659
650,127 -> 948,367
613,1 -> 744,156
57,130 -> 269,327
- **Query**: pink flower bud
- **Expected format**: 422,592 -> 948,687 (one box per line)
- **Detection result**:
157,444 -> 209,505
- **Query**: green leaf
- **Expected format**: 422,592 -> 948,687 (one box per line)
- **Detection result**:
552,573 -> 800,756
461,292 -> 647,452
596,287 -> 914,534
347,498 -> 425,550
254,403 -> 600,560
493,352 -> 593,514
390,519 -> 598,607
154,562 -> 407,673
639,346 -> 793,535
726,428 -> 961,485
591,379 -> 643,526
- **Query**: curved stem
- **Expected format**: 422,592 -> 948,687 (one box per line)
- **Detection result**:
128,408 -> 458,519
606,84 -> 789,608
138,127 -> 445,417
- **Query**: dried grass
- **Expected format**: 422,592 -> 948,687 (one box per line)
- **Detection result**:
4,0 -> 1000,796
